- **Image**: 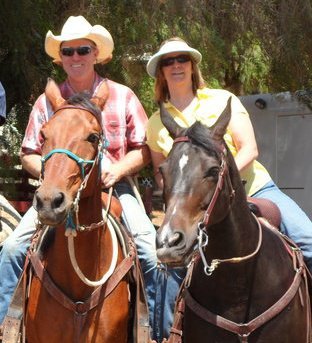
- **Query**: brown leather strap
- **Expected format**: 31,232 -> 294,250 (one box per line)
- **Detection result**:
184,266 -> 304,339
2,317 -> 21,343
132,250 -> 152,343
161,279 -> 186,343
164,296 -> 184,343
29,250 -> 134,314
2,278 -> 24,343
29,250 -> 135,343
2,231 -> 41,343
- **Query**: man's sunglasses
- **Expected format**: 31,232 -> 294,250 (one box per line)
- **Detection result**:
60,45 -> 94,57
160,54 -> 191,67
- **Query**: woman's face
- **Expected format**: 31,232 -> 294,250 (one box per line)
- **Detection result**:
60,38 -> 98,80
160,53 -> 193,87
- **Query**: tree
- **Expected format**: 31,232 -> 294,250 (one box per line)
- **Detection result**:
1,0 -> 312,141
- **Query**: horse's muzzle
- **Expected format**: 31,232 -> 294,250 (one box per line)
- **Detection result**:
33,187 -> 70,225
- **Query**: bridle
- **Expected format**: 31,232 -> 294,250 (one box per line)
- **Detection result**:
41,106 -> 104,178
173,135 -> 263,277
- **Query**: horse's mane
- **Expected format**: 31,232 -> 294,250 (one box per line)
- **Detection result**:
67,92 -> 102,123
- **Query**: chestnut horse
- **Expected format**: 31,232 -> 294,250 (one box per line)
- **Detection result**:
156,99 -> 311,342
23,79 -> 147,342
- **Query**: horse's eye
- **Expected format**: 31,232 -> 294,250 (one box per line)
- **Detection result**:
205,167 -> 219,179
87,133 -> 99,144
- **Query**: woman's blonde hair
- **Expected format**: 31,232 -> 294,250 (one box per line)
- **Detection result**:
154,37 -> 206,103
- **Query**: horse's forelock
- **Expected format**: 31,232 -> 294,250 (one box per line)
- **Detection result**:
67,92 -> 102,123
185,122 -> 219,157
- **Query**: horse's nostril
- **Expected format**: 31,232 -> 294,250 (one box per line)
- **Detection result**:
168,232 -> 183,247
34,192 -> 43,210
52,192 -> 65,209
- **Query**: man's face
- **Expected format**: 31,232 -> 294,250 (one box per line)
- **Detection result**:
60,39 -> 99,79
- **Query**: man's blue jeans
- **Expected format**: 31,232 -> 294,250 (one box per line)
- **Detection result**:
0,206 -> 36,324
253,180 -> 312,273
0,181 -> 184,342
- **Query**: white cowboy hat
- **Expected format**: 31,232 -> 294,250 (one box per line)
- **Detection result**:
45,15 -> 114,64
146,40 -> 202,78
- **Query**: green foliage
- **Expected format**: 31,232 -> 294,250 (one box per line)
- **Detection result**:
0,106 -> 23,157
1,0 -> 312,157
230,33 -> 270,94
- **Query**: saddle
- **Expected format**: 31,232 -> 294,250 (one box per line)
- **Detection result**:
247,196 -> 281,229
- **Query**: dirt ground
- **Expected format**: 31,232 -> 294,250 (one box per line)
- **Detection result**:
150,209 -> 165,228
142,189 -> 165,228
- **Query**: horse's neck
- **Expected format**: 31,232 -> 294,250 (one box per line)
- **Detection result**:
78,190 -> 103,225
208,183 -> 258,261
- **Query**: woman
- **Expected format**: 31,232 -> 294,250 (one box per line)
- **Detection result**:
146,37 -> 312,275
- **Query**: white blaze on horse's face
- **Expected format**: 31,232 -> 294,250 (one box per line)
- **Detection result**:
179,153 -> 189,174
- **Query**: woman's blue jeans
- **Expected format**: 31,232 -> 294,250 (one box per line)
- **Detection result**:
0,181 -> 183,342
114,182 -> 185,342
252,180 -> 312,273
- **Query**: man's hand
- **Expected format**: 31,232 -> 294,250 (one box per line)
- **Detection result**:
101,164 -> 123,188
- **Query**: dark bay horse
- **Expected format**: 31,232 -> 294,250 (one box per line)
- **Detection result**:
24,79 -> 136,342
156,99 -> 311,342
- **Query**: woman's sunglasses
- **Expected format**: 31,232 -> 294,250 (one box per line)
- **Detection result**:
160,54 -> 191,67
60,45 -> 94,57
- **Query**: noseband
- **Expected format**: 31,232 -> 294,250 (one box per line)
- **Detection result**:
41,148 -> 98,179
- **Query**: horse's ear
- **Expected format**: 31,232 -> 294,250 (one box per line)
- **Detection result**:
45,78 -> 66,111
160,102 -> 185,138
211,97 -> 232,142
91,81 -> 109,111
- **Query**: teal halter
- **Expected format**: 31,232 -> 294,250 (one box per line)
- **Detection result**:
40,142 -> 106,234
41,148 -> 96,179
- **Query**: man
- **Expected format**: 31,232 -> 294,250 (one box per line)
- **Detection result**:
0,16 -> 182,342
0,82 -> 6,125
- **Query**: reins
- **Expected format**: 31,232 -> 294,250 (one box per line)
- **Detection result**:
198,213 -> 263,276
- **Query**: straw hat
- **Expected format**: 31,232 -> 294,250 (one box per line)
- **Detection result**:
45,15 -> 114,64
146,40 -> 202,78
